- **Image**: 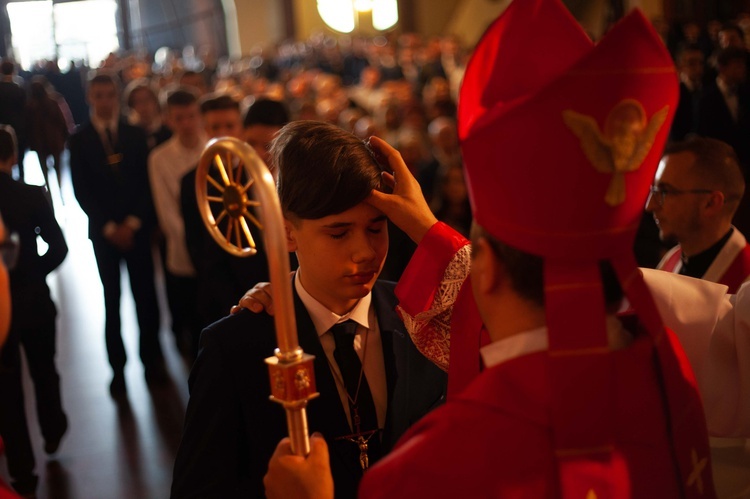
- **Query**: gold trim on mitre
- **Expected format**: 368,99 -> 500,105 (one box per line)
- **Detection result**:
563,100 -> 669,207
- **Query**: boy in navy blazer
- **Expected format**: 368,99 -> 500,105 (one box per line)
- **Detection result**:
171,121 -> 446,498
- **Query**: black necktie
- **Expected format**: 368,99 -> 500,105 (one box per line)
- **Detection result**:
330,320 -> 381,457
104,127 -> 116,153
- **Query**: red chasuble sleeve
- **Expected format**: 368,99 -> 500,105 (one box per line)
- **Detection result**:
395,222 -> 487,395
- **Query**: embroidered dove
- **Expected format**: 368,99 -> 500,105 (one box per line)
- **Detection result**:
563,100 -> 669,206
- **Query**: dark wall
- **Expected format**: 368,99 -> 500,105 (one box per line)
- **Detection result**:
120,0 -> 228,57
666,0 -> 750,23
2,0 -> 228,60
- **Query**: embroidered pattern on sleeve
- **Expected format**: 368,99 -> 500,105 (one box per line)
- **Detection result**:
398,244 -> 472,372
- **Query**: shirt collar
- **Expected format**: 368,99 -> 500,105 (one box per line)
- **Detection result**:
717,76 -> 737,97
479,316 -> 632,369
680,73 -> 700,92
294,270 -> 372,338
90,112 -> 120,136
680,227 -> 734,279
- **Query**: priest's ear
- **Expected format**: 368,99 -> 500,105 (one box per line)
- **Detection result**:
470,223 -> 545,306
470,223 -> 505,295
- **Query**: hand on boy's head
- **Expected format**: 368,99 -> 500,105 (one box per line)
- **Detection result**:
366,136 -> 438,244
231,281 -> 275,316
263,433 -> 334,499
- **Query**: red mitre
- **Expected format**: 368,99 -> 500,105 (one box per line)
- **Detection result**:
459,0 -> 713,497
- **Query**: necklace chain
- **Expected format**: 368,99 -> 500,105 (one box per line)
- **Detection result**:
326,324 -> 369,410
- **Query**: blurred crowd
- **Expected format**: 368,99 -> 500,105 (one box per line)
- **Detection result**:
1,15 -> 750,496
2,32 -> 473,237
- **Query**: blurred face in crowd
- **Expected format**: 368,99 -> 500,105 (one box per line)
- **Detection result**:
203,109 -> 243,140
88,81 -> 119,121
167,103 -> 202,144
719,28 -> 745,49
442,167 -> 468,206
678,49 -> 705,83
244,124 -> 280,166
129,87 -> 161,126
181,73 -> 209,96
719,59 -> 747,86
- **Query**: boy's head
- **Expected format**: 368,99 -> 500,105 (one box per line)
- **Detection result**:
243,98 -> 290,165
271,120 -> 388,314
164,87 -> 202,142
124,79 -> 160,125
200,93 -> 242,140
179,70 -> 209,96
716,47 -> 747,86
0,125 -> 18,170
272,120 -> 385,220
87,72 -> 121,121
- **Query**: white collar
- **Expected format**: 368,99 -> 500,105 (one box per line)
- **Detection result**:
90,112 -> 120,136
717,76 -> 737,96
479,315 -> 632,369
294,270 -> 372,338
680,73 -> 700,92
169,132 -> 208,153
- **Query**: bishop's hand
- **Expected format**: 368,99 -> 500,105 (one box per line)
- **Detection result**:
365,136 -> 437,244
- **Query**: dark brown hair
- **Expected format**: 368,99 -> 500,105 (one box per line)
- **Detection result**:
664,136 -> 745,201
471,224 -> 622,307
199,93 -> 240,115
271,120 -> 385,220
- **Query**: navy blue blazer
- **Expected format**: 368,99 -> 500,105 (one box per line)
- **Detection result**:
68,119 -> 156,239
0,172 -> 67,326
171,280 -> 447,499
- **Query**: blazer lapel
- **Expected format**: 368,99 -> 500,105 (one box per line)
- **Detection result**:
371,281 -> 406,452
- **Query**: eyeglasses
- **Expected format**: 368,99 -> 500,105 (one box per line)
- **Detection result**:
647,185 -> 714,207
0,232 -> 19,270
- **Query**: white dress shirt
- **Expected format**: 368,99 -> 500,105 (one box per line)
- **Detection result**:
479,316 -> 632,369
717,76 -> 740,122
294,270 -> 387,431
148,134 -> 207,276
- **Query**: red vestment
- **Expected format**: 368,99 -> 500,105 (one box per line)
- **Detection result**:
658,228 -> 750,293
361,337 -> 694,499
0,439 -> 21,499
365,222 -> 715,498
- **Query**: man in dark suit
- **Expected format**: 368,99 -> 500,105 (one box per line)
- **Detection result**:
0,125 -> 68,497
696,47 -> 750,169
68,72 -> 165,397
171,122 -> 446,498
0,60 -> 27,179
670,44 -> 705,142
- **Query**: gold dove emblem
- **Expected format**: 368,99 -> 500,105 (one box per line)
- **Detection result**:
563,99 -> 669,206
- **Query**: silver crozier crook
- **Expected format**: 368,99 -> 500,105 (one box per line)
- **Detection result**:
195,137 -> 319,456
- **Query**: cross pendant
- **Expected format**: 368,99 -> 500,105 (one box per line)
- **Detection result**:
334,406 -> 378,470
351,407 -> 369,470
355,435 -> 369,470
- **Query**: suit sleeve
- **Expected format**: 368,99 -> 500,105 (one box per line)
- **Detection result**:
171,327 -> 243,498
128,127 -> 156,228
33,187 -> 67,276
68,130 -> 109,233
180,169 -> 204,270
